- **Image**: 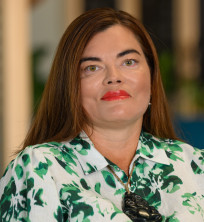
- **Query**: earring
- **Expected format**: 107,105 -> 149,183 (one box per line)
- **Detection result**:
147,102 -> 151,113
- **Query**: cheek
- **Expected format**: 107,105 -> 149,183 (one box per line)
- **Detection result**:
81,74 -> 103,97
142,77 -> 151,96
81,79 -> 90,108
81,78 -> 99,105
132,73 -> 151,98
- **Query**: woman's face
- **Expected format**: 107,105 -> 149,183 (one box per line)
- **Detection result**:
80,25 -> 151,129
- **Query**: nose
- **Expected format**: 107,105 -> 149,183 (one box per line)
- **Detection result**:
103,66 -> 123,85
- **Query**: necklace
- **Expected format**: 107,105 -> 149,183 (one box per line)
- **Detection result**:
107,163 -> 162,222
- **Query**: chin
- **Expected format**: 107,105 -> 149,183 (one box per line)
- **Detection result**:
102,113 -> 143,123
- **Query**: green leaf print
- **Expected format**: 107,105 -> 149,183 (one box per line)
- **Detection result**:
50,144 -> 77,165
45,157 -> 53,167
165,211 -> 179,222
141,132 -> 184,162
81,140 -> 91,150
82,218 -> 91,222
69,136 -> 81,146
0,177 -> 16,221
34,162 -> 48,179
95,183 -> 101,194
77,149 -> 89,155
19,178 -> 34,212
131,162 -> 182,209
198,151 -> 204,165
164,142 -> 184,162
80,178 -> 91,190
193,148 -> 204,164
61,150 -> 77,166
161,175 -> 182,193
55,158 -> 78,176
26,177 -> 35,191
110,204 -> 124,220
49,147 -> 61,155
114,188 -> 125,196
182,192 -> 204,216
71,202 -> 94,221
86,163 -> 97,174
60,184 -> 94,220
96,202 -> 105,217
101,170 -> 116,188
49,145 -> 78,176
22,154 -> 31,167
70,136 -> 91,155
156,164 -> 183,193
15,164 -> 24,180
33,188 -> 45,206
54,206 -> 63,222
191,160 -> 204,174
20,177 -> 34,201
141,132 -> 162,151
140,145 -> 154,158
167,142 -> 183,152
0,174 -> 39,221
49,141 -> 64,146
146,189 -> 161,208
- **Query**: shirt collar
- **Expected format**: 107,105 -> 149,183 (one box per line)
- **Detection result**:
69,131 -> 170,176
135,131 -> 170,165
69,131 -> 109,175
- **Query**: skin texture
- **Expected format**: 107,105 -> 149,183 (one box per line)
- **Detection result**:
80,25 -> 151,174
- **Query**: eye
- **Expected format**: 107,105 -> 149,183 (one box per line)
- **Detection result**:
85,65 -> 99,72
123,59 -> 137,67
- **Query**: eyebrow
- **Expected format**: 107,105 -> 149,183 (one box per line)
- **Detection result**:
80,57 -> 101,64
80,49 -> 141,64
117,49 -> 141,58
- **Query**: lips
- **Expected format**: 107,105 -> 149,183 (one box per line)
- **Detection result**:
101,90 -> 130,101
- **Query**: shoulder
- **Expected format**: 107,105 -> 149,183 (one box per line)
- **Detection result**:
159,136 -> 203,161
144,131 -> 203,154
20,140 -> 76,162
0,142 -> 71,221
1,141 -> 77,182
145,132 -> 204,172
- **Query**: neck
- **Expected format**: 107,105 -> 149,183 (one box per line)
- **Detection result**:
84,122 -> 142,175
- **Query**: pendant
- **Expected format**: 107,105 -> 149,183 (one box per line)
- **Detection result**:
122,192 -> 162,222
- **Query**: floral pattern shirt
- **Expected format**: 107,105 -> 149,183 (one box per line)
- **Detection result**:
0,131 -> 204,222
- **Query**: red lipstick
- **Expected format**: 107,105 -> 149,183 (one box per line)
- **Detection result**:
101,90 -> 130,101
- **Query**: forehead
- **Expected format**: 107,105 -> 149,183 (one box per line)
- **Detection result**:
82,25 -> 144,57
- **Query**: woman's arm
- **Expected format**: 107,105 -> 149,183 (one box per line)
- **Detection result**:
0,147 -> 64,222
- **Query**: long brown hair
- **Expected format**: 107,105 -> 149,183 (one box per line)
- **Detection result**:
21,8 -> 177,151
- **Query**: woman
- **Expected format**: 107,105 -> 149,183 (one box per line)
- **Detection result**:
0,8 -> 203,222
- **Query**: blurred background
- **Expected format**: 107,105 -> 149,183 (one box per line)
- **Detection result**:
0,0 -> 204,176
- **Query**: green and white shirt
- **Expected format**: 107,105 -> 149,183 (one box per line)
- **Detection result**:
0,131 -> 204,221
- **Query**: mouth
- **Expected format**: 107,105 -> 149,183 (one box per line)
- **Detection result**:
101,90 -> 131,101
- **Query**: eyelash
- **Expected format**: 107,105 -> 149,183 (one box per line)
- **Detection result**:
84,65 -> 100,72
123,59 -> 138,66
